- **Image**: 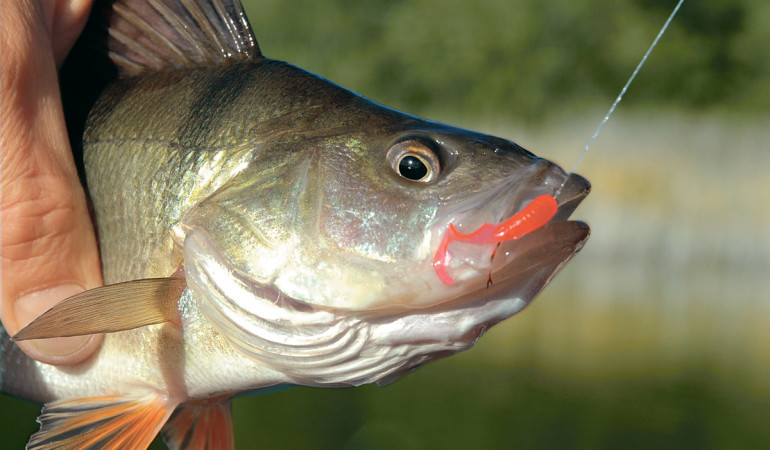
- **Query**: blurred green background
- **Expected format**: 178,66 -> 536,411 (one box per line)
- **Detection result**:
2,0 -> 769,448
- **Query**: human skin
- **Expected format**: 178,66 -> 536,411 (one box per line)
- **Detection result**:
0,0 -> 103,365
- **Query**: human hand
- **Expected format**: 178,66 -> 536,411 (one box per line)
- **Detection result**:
1,0 -> 104,365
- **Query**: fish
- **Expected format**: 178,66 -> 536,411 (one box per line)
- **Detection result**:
0,0 -> 590,448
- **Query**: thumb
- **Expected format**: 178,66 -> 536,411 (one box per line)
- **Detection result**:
1,0 -> 102,365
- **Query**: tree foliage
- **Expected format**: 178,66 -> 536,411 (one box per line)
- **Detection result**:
244,0 -> 768,121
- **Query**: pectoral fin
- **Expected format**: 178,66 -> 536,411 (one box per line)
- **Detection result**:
161,398 -> 234,450
13,277 -> 185,341
28,393 -> 175,449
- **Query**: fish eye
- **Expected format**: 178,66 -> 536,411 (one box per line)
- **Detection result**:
387,138 -> 441,183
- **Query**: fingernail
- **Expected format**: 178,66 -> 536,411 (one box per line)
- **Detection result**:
15,284 -> 91,357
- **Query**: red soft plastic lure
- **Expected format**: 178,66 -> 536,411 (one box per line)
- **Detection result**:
433,194 -> 558,285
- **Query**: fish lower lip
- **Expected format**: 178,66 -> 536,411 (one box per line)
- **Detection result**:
435,219 -> 589,312
482,220 -> 590,304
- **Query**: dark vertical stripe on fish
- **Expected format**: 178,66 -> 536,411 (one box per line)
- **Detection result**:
175,64 -> 257,149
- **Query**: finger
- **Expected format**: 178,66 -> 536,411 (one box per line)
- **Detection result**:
1,0 -> 103,365
43,0 -> 93,65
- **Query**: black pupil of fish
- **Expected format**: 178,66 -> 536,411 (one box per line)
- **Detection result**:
399,155 -> 428,180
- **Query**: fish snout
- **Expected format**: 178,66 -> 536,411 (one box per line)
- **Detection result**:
553,172 -> 591,221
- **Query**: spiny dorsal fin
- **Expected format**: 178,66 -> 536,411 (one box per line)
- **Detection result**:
12,277 -> 185,341
103,0 -> 261,75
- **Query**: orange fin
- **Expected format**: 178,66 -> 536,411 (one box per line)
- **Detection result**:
13,277 -> 185,341
161,398 -> 234,450
27,393 -> 175,450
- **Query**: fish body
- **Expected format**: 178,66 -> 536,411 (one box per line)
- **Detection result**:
1,0 -> 589,448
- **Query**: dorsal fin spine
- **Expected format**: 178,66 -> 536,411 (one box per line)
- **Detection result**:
112,3 -> 189,66
108,26 -> 167,70
215,1 -> 244,54
101,0 -> 262,76
177,0 -> 230,58
150,0 -> 219,59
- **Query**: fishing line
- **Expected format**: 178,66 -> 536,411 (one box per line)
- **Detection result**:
556,0 -> 684,195
439,2 -> 684,285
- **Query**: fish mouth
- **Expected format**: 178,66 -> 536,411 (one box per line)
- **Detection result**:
492,170 -> 591,278
433,162 -> 590,308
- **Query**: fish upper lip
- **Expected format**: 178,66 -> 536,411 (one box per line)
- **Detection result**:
552,172 -> 591,221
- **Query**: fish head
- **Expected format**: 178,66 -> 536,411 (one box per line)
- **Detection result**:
177,72 -> 589,386
180,107 -> 589,314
